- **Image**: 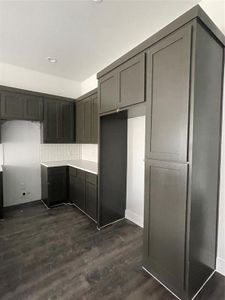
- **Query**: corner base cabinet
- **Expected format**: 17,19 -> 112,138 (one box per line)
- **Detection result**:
41,166 -> 68,207
69,167 -> 98,222
143,20 -> 223,300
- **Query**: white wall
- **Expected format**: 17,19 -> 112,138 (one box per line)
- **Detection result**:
126,116 -> 145,227
0,62 -> 81,98
81,74 -> 98,95
199,0 -> 225,276
2,121 -> 41,206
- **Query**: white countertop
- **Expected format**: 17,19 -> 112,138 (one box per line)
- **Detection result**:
41,160 -> 98,175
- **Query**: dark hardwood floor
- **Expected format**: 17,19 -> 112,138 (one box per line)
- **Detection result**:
0,202 -> 224,300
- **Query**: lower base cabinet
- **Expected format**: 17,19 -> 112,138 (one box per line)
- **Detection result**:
85,173 -> 98,221
41,166 -> 68,207
69,168 -> 85,211
41,165 -> 98,221
69,167 -> 98,222
0,172 -> 3,219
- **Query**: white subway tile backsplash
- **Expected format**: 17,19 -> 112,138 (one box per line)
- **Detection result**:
40,144 -> 81,162
81,144 -> 98,162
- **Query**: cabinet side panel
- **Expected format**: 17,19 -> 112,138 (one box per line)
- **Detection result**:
41,165 -> 48,204
188,22 -> 224,298
99,111 -> 127,227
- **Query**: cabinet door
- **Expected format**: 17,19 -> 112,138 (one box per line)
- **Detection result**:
91,94 -> 98,144
43,98 -> 59,143
83,98 -> 92,143
0,172 -> 3,219
0,92 -> 24,119
99,70 -> 119,113
86,181 -> 97,221
146,26 -> 192,162
76,100 -> 85,143
59,101 -> 75,143
24,95 -> 43,121
119,52 -> 146,108
143,159 -> 188,297
70,169 -> 85,211
48,167 -> 68,206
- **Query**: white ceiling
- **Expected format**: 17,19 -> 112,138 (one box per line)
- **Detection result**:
0,0 -> 203,82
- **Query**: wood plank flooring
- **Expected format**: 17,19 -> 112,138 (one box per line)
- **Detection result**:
0,201 -> 224,300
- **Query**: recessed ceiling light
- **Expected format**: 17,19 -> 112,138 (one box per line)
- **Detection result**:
92,0 -> 103,3
47,57 -> 57,63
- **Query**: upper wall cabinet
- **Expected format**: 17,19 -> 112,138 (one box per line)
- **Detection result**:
43,98 -> 75,143
76,90 -> 98,144
0,92 -> 43,121
145,26 -> 191,162
99,70 -> 119,113
59,101 -> 75,143
92,94 -> 98,144
119,52 -> 145,108
99,53 -> 146,113
24,95 -> 44,121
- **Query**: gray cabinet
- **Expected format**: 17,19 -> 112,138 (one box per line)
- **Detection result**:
43,98 -> 75,143
92,94 -> 98,144
145,27 -> 191,162
69,167 -> 98,221
144,160 -> 188,296
41,166 -> 68,207
99,70 -> 119,113
0,172 -> 3,219
75,100 -> 85,143
59,101 -> 75,143
143,22 -> 224,300
0,91 -> 43,121
83,99 -> 92,142
97,7 -> 224,300
99,53 -> 146,113
43,98 -> 59,143
119,52 -> 145,108
85,172 -> 98,221
24,95 -> 43,121
69,168 -> 86,211
76,90 -> 98,144
0,92 -> 25,119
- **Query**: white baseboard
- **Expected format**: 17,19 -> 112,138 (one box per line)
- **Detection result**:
217,257 -> 225,276
125,209 -> 143,228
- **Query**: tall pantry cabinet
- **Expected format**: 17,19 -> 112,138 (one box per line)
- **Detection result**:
143,19 -> 224,300
97,5 -> 225,300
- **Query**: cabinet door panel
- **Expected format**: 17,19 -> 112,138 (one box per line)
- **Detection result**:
24,95 -> 43,121
92,95 -> 98,144
143,159 -> 188,296
76,101 -> 85,143
0,172 -> 3,219
146,26 -> 192,162
59,101 -> 75,143
86,182 -> 97,221
1,92 -> 24,119
43,99 -> 59,143
119,52 -> 146,108
48,167 -> 67,205
84,98 -> 92,143
99,70 -> 119,113
70,169 -> 85,211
